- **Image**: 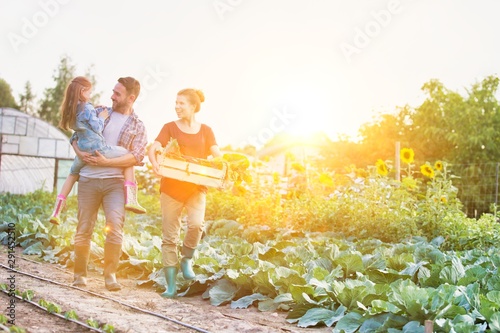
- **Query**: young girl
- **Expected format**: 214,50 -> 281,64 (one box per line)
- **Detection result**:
49,76 -> 146,225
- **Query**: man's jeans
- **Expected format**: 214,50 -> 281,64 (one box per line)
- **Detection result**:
75,177 -> 125,246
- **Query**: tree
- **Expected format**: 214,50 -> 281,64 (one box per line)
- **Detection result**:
38,55 -> 101,133
403,76 -> 500,164
85,64 -> 102,105
19,81 -> 36,116
412,76 -> 500,217
361,75 -> 500,217
453,76 -> 500,163
316,137 -> 363,172
355,108 -> 411,168
38,55 -> 76,129
353,76 -> 500,167
0,78 -> 19,109
403,79 -> 464,163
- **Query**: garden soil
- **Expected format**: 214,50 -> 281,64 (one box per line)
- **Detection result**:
0,246 -> 332,333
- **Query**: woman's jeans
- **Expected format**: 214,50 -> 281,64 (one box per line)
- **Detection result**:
160,191 -> 206,267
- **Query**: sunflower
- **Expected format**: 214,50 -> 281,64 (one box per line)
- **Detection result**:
400,148 -> 415,164
434,161 -> 444,171
420,164 -> 434,178
376,159 -> 388,176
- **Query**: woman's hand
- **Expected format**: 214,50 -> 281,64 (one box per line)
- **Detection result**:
147,141 -> 164,177
149,155 -> 162,177
151,162 -> 162,177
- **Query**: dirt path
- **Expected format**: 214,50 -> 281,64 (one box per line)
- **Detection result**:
0,246 -> 331,333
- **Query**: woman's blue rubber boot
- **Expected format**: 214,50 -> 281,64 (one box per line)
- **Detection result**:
181,257 -> 196,280
160,267 -> 177,298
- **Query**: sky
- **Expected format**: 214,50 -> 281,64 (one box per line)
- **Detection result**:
1,0 -> 500,149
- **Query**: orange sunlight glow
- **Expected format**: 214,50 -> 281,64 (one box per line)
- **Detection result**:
276,82 -> 355,143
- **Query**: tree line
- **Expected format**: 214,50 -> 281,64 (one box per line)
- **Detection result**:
0,55 -> 99,136
314,75 -> 500,217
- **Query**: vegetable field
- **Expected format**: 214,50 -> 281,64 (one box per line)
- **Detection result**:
3,149 -> 500,332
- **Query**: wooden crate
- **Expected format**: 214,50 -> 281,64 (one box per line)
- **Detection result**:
157,155 -> 229,188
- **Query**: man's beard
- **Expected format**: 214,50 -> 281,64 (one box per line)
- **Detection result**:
112,100 -> 127,112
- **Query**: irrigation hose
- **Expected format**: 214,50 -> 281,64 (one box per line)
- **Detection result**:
0,263 -> 211,333
0,288 -> 104,332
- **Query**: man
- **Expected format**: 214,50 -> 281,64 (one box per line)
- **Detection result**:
71,77 -> 148,291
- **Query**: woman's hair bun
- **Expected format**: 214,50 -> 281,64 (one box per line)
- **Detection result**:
195,89 -> 205,103
177,88 -> 205,112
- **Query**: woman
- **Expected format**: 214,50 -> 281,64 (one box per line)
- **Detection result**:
148,88 -> 221,298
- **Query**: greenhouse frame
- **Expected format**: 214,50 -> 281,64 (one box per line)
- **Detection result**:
0,107 -> 75,195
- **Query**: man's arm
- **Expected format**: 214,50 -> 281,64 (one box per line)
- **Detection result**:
73,140 -> 137,168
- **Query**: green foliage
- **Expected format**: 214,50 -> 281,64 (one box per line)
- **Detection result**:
84,64 -> 102,106
38,55 -> 76,131
46,302 -> 62,314
406,76 -> 500,218
5,147 -> 500,332
18,81 -> 36,116
101,323 -> 116,333
21,290 -> 34,301
206,152 -> 500,248
315,75 -> 500,218
38,299 -> 49,308
8,326 -> 26,333
36,55 -> 100,135
135,164 -> 161,197
64,310 -> 79,320
0,77 -> 20,109
357,111 -> 411,166
86,318 -> 100,328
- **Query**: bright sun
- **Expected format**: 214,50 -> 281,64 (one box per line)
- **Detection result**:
276,83 -> 346,142
233,54 -> 368,148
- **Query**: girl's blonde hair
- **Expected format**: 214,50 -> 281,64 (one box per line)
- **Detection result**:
59,76 -> 92,130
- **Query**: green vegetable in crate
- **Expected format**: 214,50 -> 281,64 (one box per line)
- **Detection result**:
222,152 -> 251,185
155,137 -> 182,159
223,152 -> 250,168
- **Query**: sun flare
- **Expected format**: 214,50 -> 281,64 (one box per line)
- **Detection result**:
276,83 -> 356,143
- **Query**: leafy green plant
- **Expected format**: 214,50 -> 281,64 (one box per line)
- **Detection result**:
8,326 -> 27,333
64,310 -> 78,320
86,318 -> 99,328
21,290 -> 34,301
101,323 -> 116,333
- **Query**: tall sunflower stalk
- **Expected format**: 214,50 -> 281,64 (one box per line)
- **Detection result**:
400,148 -> 418,190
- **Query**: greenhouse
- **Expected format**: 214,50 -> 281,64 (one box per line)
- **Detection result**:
0,107 -> 75,194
